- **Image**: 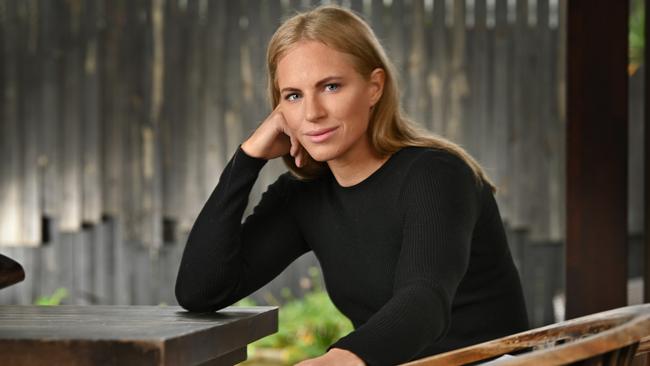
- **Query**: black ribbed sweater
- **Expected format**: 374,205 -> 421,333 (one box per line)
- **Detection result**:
175,146 -> 529,365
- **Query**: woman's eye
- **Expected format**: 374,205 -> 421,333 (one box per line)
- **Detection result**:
325,83 -> 340,92
285,93 -> 300,101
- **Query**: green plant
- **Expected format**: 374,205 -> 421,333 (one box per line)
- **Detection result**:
35,288 -> 68,306
629,0 -> 645,73
239,267 -> 353,365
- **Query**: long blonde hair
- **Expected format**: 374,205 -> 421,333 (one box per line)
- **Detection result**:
266,5 -> 496,192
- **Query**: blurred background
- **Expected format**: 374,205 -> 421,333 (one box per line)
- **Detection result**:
0,0 -> 645,363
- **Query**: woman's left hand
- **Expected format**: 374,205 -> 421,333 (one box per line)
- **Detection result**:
294,348 -> 366,366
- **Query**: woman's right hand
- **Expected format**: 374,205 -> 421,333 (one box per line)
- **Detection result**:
241,105 -> 306,167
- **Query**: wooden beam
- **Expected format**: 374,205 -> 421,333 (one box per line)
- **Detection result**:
645,0 -> 650,303
566,0 -> 629,318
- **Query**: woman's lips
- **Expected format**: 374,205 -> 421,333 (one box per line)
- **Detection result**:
305,127 -> 338,143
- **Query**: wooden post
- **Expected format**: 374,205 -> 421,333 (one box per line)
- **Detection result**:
566,0 -> 629,318
643,0 -> 650,302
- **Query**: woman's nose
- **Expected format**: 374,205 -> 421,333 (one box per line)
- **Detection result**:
304,95 -> 326,122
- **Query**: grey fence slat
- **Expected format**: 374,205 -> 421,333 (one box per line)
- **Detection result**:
267,0 -> 282,30
629,68 -> 645,234
469,0 -> 490,163
492,0 -> 513,222
151,0 -> 165,249
548,0 -> 566,242
30,218 -> 61,304
121,11 -> 138,244
446,0 -> 468,145
0,1 -> 6,246
40,0 -> 62,220
136,0 -> 164,250
179,1 -> 206,235
136,0 -> 153,247
159,242 -> 184,305
101,0 -> 125,219
389,0 -> 407,96
19,1 -> 41,245
223,1 -> 244,188
92,220 -> 113,304
0,0 -> 23,246
288,0 -> 302,13
509,0 -> 529,229
422,1 -> 433,131
370,0 -> 385,42
112,218 -> 131,305
161,0 -> 182,224
38,238 -> 60,303
201,0 -> 228,203
243,0 -> 274,217
122,0 -> 148,246
60,0 -> 84,232
350,0 -> 363,15
120,3 -> 138,241
241,0 -> 264,204
463,0 -> 477,158
81,0 -> 102,225
430,0 -> 448,135
528,0 -> 553,241
132,244 -> 154,305
56,231 -> 76,304
163,2 -> 188,233
77,228 -> 94,304
406,0 -> 427,125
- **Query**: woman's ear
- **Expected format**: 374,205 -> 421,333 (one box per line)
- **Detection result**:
368,68 -> 385,106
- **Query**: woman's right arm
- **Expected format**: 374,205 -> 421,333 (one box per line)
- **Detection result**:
175,106 -> 309,312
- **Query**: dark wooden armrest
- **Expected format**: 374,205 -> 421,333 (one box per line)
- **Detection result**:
0,253 -> 25,290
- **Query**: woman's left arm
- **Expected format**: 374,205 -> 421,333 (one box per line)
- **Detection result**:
326,154 -> 481,365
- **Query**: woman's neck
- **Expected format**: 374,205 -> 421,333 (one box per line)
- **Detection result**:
327,144 -> 390,187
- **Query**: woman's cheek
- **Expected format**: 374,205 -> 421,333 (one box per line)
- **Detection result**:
283,112 -> 301,135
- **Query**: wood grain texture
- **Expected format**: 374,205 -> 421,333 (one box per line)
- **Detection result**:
402,304 -> 650,366
644,0 -> 650,306
0,305 -> 277,366
565,0 -> 629,318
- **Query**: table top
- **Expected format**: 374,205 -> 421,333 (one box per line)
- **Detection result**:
0,305 -> 278,366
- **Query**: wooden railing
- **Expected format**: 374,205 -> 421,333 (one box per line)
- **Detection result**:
402,304 -> 650,366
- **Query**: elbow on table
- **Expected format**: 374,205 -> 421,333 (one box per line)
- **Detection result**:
175,278 -> 238,313
175,284 -> 219,313
176,293 -> 210,313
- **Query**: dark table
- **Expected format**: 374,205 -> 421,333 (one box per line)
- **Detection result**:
0,305 -> 278,365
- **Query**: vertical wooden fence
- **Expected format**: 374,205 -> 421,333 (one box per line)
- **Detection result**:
0,0 -> 644,327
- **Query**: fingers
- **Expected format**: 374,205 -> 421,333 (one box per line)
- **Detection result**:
289,134 -> 303,168
273,105 -> 306,168
289,134 -> 299,157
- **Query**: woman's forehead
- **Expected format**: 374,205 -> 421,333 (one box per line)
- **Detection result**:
276,41 -> 360,89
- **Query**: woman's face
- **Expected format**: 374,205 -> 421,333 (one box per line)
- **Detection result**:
276,41 -> 384,164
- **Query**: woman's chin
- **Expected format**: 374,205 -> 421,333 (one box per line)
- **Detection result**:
303,147 -> 338,163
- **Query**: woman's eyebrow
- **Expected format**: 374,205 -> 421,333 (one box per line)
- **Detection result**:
280,76 -> 343,93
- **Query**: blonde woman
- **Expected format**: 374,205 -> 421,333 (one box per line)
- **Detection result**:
176,5 -> 528,365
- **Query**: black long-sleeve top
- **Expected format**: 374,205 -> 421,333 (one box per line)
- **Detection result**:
175,146 -> 529,365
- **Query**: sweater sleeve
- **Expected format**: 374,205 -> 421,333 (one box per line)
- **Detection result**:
175,147 -> 310,312
329,153 -> 481,365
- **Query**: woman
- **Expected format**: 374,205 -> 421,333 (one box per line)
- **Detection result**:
175,5 -> 528,366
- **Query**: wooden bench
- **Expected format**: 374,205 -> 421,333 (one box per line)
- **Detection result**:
402,304 -> 650,366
